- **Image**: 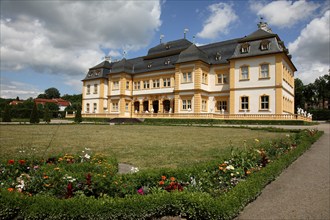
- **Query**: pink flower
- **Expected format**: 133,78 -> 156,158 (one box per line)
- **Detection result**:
137,187 -> 144,195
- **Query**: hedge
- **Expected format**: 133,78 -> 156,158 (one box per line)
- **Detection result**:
309,109 -> 330,120
0,129 -> 322,219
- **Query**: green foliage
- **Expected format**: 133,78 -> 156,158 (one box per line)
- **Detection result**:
309,109 -> 330,120
143,118 -> 306,125
74,106 -> 82,123
2,104 -> 12,122
43,106 -> 51,123
29,102 -> 40,124
44,87 -> 61,99
0,129 -> 322,219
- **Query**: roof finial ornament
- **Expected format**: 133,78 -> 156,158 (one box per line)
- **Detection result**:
160,34 -> 164,44
105,56 -> 111,62
123,50 -> 126,59
193,35 -> 196,44
257,17 -> 272,33
184,28 -> 189,39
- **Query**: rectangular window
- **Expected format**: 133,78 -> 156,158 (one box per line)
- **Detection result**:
113,81 -> 119,90
125,102 -> 129,111
182,72 -> 192,83
93,103 -> 97,113
202,73 -> 208,84
261,43 -> 269,51
217,101 -> 227,111
260,64 -> 269,78
240,66 -> 249,80
261,95 -> 269,110
143,80 -> 150,89
134,81 -> 140,90
153,79 -> 160,88
112,102 -> 118,111
182,99 -> 191,110
163,78 -> 171,87
241,97 -> 249,110
86,103 -> 90,113
202,100 -> 207,111
217,74 -> 228,84
126,81 -> 129,90
86,85 -> 90,94
93,84 -> 98,94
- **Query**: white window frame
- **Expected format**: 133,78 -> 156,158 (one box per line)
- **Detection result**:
241,96 -> 249,110
182,72 -> 192,83
86,85 -> 90,94
143,80 -> 150,89
93,84 -> 98,94
112,102 -> 119,112
153,79 -> 160,88
240,66 -> 249,80
113,81 -> 119,90
163,78 -> 171,87
260,64 -> 269,78
260,95 -> 269,110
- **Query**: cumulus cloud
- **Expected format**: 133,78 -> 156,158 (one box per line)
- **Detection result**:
197,3 -> 238,39
249,0 -> 319,28
0,1 -> 162,75
288,10 -> 330,83
0,78 -> 42,99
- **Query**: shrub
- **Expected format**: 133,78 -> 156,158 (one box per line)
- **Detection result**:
43,106 -> 51,123
74,106 -> 82,123
2,104 -> 11,122
29,103 -> 40,124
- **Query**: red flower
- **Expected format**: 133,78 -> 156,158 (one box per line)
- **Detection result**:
86,173 -> 92,187
19,160 -> 26,165
66,182 -> 73,198
159,181 -> 165,185
161,175 -> 166,180
8,160 -> 14,165
7,188 -> 14,192
170,177 -> 176,182
137,187 -> 144,195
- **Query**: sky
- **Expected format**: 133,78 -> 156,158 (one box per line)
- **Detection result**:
0,0 -> 329,99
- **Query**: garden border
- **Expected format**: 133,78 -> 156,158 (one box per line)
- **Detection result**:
0,129 -> 323,219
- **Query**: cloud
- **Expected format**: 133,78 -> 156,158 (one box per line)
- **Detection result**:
0,1 -> 162,76
0,78 -> 42,99
197,3 -> 238,39
288,10 -> 330,84
249,0 -> 319,28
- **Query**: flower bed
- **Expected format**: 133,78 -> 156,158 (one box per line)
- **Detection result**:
1,149 -> 117,198
0,129 -> 322,219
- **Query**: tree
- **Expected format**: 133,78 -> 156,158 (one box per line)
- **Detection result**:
303,83 -> 316,109
294,78 -> 305,111
45,102 -> 59,111
30,102 -> 40,124
37,93 -> 47,99
74,106 -> 82,123
45,87 -> 60,99
2,104 -> 12,122
43,106 -> 51,123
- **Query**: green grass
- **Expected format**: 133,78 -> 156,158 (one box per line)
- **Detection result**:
0,124 -> 289,169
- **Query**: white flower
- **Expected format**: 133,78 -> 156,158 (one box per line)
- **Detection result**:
85,148 -> 91,151
226,165 -> 235,170
130,167 -> 139,173
84,154 -> 91,159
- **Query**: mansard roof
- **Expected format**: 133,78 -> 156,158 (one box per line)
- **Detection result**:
83,26 -> 296,80
146,38 -> 192,59
177,44 -> 209,64
110,58 -> 134,74
239,29 -> 278,42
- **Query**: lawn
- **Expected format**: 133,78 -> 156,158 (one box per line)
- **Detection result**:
0,124 -> 289,169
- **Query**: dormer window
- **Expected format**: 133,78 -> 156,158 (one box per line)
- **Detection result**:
87,72 -> 92,77
95,70 -> 101,76
240,43 -> 250,54
165,44 -> 170,50
260,40 -> 270,51
147,62 -> 152,68
215,52 -> 221,61
164,59 -> 171,65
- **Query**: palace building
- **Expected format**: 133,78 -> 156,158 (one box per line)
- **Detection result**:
80,22 -> 307,121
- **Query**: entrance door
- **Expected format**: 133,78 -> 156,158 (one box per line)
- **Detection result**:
143,101 -> 149,112
134,101 -> 140,113
163,100 -> 170,112
152,100 -> 159,113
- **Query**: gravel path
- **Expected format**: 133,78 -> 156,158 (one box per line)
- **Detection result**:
237,122 -> 330,220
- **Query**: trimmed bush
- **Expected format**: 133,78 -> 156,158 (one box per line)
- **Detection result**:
29,103 -> 40,124
2,105 -> 11,122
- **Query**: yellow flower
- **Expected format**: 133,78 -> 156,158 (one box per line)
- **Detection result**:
255,139 -> 260,143
54,167 -> 60,171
